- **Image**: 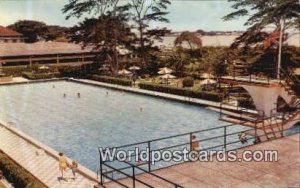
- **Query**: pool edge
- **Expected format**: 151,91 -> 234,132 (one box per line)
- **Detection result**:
0,120 -> 99,186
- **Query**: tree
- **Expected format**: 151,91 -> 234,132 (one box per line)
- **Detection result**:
174,31 -> 202,50
164,49 -> 190,77
223,0 -> 300,78
223,0 -> 300,48
44,26 -> 69,41
63,0 -> 172,69
200,47 -> 227,76
63,0 -> 134,74
8,20 -> 48,43
69,14 -> 134,74
128,0 -> 171,65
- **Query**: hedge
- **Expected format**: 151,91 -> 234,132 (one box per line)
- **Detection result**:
2,66 -> 32,76
0,151 -> 46,188
92,75 -> 132,86
22,72 -> 60,80
139,82 -> 224,102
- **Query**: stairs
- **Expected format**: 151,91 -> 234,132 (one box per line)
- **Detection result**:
219,69 -> 300,142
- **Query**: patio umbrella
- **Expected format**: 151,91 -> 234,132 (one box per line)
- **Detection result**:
38,65 -> 50,70
129,66 -> 141,71
158,67 -> 172,74
118,69 -> 132,75
201,73 -> 214,79
160,74 -> 176,79
200,78 -> 217,85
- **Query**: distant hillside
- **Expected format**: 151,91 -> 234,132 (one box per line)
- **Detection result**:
168,30 -> 244,37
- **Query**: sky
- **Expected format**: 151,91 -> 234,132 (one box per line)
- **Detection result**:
0,0 -> 249,31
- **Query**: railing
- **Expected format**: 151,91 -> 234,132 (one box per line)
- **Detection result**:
219,101 -> 264,122
279,68 -> 299,93
226,66 -> 277,84
98,113 -> 300,187
98,121 -> 260,187
225,66 -> 300,87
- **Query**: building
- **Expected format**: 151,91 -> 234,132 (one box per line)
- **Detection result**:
0,26 -> 24,43
0,42 -> 96,67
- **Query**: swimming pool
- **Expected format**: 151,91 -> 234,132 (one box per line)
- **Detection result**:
0,80 -> 249,172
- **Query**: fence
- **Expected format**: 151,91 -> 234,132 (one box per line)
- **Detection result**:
98,121 -> 259,187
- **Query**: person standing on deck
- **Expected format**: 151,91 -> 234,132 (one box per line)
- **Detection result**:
58,152 -> 69,180
191,135 -> 200,151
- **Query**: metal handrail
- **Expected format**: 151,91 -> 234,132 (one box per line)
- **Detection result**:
106,121 -> 249,151
99,109 -> 298,187
121,160 -> 183,188
103,162 -> 154,188
99,125 -> 296,187
99,122 -> 252,184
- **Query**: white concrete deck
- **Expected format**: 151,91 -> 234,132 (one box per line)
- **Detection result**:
0,121 -> 99,188
106,133 -> 300,188
0,76 -> 28,84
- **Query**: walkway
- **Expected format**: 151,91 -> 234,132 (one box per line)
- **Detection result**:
0,121 -> 99,188
106,133 -> 300,188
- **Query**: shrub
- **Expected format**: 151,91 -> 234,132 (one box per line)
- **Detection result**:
22,72 -> 60,80
0,151 -> 46,188
92,75 -> 132,86
2,66 -> 32,76
182,76 -> 194,87
139,82 -> 223,102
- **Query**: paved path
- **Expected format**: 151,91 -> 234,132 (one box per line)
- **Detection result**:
106,133 -> 300,188
0,122 -> 99,188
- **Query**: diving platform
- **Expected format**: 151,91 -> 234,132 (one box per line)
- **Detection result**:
220,75 -> 298,117
219,73 -> 300,142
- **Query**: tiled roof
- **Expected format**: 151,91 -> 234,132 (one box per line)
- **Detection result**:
0,42 -> 93,57
0,26 -> 23,37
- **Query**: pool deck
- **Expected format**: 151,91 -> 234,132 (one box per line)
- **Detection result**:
106,133 -> 300,188
0,121 -> 99,188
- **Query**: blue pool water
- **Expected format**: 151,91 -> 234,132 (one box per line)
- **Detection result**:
0,81 -> 249,172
